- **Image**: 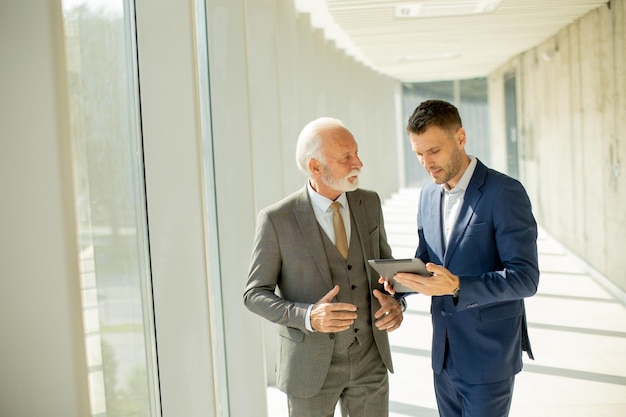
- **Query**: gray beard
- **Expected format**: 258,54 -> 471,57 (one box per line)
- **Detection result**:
321,169 -> 360,192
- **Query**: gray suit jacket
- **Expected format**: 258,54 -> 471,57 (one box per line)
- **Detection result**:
243,186 -> 394,397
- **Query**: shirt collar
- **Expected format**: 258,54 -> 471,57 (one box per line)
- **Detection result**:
442,155 -> 477,193
307,180 -> 348,211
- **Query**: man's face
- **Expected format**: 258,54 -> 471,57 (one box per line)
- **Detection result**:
313,127 -> 363,199
409,125 -> 466,188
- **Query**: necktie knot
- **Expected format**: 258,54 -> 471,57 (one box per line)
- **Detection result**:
330,202 -> 349,259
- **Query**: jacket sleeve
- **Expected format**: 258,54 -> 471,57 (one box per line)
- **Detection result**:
242,209 -> 310,332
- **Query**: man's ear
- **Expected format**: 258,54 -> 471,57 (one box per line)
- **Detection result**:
309,158 -> 322,175
456,127 -> 467,147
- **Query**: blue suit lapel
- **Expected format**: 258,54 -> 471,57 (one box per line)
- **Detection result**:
421,185 -> 445,263
444,161 -> 487,265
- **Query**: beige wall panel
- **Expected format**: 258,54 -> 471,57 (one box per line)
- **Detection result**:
535,49 -> 563,232
296,14 -> 316,125
369,75 -> 402,200
517,54 -> 539,201
313,30 -> 330,116
275,0 -> 304,195
136,0 -> 225,414
488,71 -> 509,174
204,0 -> 266,415
578,9 -> 609,271
247,0 -> 286,210
566,23 -> 588,255
0,1 -> 90,415
603,0 -> 626,290
245,0 -> 285,389
269,0 -> 301,384
553,29 -> 578,247
551,35 -> 573,238
503,2 -> 625,294
326,46 -> 345,118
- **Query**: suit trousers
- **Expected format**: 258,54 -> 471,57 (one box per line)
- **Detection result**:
287,336 -> 389,417
434,340 -> 515,417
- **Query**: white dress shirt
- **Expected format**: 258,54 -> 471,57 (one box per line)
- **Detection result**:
307,181 -> 351,245
442,156 -> 477,248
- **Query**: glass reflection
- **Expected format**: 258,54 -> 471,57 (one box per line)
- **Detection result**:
61,1 -> 159,416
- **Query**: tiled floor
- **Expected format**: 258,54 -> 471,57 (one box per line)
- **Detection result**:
267,188 -> 626,416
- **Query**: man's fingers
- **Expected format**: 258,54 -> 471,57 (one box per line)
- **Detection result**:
393,273 -> 423,291
313,309 -> 357,332
311,286 -> 360,332
375,310 -> 402,332
377,278 -> 396,294
318,284 -> 340,304
372,288 -> 386,301
328,302 -> 358,312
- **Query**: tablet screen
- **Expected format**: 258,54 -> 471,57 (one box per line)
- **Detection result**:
368,258 -> 430,293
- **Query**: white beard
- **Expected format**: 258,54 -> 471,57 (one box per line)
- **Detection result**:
321,167 -> 360,192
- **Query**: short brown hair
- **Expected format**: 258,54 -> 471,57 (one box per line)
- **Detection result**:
407,100 -> 462,136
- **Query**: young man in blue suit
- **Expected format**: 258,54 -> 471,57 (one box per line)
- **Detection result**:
390,100 -> 539,417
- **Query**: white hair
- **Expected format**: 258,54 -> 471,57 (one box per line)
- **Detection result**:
295,117 -> 346,176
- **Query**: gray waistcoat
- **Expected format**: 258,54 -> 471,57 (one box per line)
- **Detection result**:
320,215 -> 373,352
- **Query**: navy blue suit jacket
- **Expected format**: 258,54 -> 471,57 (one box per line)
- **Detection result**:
416,159 -> 539,384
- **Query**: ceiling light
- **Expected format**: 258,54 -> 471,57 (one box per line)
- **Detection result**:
395,0 -> 504,18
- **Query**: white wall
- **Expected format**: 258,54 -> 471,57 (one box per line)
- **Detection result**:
489,0 -> 626,295
0,1 -> 91,416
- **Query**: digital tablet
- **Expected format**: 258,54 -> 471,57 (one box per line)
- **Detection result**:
368,258 -> 431,293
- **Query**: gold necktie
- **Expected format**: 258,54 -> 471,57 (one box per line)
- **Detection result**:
330,201 -> 349,259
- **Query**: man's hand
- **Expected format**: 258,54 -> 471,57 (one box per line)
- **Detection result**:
373,289 -> 403,332
310,285 -> 357,333
377,276 -> 396,295
393,263 -> 459,296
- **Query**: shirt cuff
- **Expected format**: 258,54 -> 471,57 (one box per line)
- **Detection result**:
305,304 -> 315,332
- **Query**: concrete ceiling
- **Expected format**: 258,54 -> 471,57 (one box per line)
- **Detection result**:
295,0 -> 608,82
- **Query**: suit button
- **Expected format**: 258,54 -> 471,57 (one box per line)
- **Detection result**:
351,285 -> 357,290
354,328 -> 359,333
440,311 -> 446,317
329,333 -> 335,340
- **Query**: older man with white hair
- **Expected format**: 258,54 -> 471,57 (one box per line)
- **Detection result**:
244,117 -> 405,417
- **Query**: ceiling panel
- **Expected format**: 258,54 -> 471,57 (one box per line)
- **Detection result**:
314,0 -> 608,82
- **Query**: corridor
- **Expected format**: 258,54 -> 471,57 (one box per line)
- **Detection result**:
268,188 -> 626,416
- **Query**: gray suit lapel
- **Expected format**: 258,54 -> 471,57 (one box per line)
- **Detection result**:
293,188 -> 334,288
347,191 -> 369,258
347,191 -> 375,288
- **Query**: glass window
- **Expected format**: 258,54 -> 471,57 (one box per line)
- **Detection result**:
61,1 -> 160,416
